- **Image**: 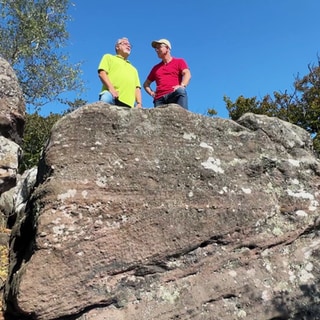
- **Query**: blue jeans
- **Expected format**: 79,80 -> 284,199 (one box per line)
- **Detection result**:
99,90 -> 115,104
99,91 -> 131,108
154,87 -> 188,110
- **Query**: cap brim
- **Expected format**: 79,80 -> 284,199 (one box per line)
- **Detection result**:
151,41 -> 160,48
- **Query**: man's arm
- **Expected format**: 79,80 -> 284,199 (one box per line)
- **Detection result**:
98,70 -> 119,98
135,87 -> 142,108
143,79 -> 155,98
180,68 -> 191,87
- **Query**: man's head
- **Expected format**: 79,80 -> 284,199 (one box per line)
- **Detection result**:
115,37 -> 132,58
151,39 -> 171,59
151,39 -> 171,50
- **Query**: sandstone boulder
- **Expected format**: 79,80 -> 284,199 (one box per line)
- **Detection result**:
4,104 -> 320,320
0,57 -> 25,145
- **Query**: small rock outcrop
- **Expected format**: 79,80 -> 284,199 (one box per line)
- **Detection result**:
3,103 -> 320,320
0,57 -> 25,145
0,56 -> 25,198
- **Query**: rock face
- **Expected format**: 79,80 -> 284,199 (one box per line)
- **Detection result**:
0,57 -> 25,203
0,57 -> 25,145
3,103 -> 320,320
0,57 -> 25,320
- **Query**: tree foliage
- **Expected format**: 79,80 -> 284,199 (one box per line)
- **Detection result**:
207,108 -> 218,117
62,98 -> 87,114
223,58 -> 320,155
0,0 -> 84,111
19,112 -> 62,172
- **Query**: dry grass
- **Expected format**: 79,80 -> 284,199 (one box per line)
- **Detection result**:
0,243 -> 8,283
0,226 -> 10,318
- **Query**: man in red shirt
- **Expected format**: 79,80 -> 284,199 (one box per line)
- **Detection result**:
143,39 -> 191,110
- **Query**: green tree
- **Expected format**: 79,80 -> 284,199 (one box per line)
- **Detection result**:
62,98 -> 87,114
207,108 -> 218,117
223,95 -> 260,120
19,112 -> 62,172
294,61 -> 320,136
0,0 -> 84,112
223,58 -> 320,155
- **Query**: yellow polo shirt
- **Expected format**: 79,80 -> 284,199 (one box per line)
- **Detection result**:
98,54 -> 141,107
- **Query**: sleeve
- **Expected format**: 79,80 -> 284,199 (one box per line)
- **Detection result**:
135,68 -> 141,88
179,58 -> 189,71
147,66 -> 157,82
98,54 -> 110,73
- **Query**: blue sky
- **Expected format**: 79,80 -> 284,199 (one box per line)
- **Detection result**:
40,0 -> 320,119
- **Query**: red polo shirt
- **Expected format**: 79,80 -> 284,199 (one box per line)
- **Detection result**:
147,57 -> 189,100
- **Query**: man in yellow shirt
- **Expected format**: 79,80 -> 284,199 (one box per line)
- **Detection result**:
98,37 -> 142,108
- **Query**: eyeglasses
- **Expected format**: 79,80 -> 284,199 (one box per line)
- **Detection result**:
119,42 -> 132,48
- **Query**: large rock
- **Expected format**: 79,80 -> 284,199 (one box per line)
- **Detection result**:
0,57 -> 25,145
0,57 -> 25,213
0,167 -> 37,227
4,104 -> 320,320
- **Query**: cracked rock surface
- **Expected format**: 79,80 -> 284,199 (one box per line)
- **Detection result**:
4,104 -> 320,320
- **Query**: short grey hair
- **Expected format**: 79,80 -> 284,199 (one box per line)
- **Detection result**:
115,37 -> 129,52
